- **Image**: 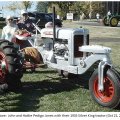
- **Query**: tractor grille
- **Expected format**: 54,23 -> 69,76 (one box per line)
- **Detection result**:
74,35 -> 89,58
87,35 -> 89,45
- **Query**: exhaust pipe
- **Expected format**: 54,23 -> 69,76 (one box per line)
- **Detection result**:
53,6 -> 56,51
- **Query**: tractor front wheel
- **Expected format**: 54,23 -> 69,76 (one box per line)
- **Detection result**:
109,17 -> 118,27
89,68 -> 120,108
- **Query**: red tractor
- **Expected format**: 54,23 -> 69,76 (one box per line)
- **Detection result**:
0,30 -> 42,92
0,40 -> 23,92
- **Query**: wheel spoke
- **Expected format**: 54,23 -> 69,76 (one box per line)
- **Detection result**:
94,76 -> 114,103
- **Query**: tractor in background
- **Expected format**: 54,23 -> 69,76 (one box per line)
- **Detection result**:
103,14 -> 120,27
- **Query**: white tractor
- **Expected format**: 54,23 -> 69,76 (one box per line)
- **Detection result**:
31,23 -> 120,108
28,7 -> 120,108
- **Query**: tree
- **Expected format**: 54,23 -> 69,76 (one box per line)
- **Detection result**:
4,2 -> 18,15
80,1 -> 105,18
70,2 -> 83,20
36,2 -> 48,12
21,1 -> 33,10
36,1 -> 106,19
47,2 -> 74,18
54,2 -> 74,13
4,1 -> 33,15
92,2 -> 106,17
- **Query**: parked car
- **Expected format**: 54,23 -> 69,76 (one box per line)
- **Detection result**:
28,12 -> 62,28
47,13 -> 57,18
0,17 -> 5,21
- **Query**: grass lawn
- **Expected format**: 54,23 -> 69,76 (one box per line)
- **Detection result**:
63,21 -> 120,39
0,22 -> 120,112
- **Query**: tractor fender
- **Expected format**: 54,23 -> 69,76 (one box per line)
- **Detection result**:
98,61 -> 112,91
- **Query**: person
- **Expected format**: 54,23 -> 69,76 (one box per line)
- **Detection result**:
96,13 -> 100,22
107,10 -> 111,16
80,12 -> 85,21
17,10 -> 35,49
1,15 -> 18,42
17,10 -> 35,33
107,10 -> 111,22
89,12 -> 92,20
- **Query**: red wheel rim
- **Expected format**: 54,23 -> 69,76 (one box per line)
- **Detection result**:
93,76 -> 115,103
0,51 -> 8,83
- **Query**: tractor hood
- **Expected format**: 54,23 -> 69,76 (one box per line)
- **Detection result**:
41,27 -> 89,39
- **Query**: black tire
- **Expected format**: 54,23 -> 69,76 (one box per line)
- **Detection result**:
57,69 -> 75,78
57,70 -> 70,78
102,16 -> 109,26
0,40 -> 23,92
89,68 -> 120,108
57,70 -> 65,77
55,18 -> 62,27
109,17 -> 118,27
56,22 -> 62,27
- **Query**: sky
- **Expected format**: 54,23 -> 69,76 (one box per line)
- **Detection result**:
0,1 -> 37,18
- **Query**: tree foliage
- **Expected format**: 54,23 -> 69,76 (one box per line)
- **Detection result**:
4,1 -> 33,15
81,1 -> 105,18
21,1 -> 33,10
46,2 -> 74,18
36,1 -> 105,19
70,1 -> 105,18
4,2 -> 18,13
36,2 -> 48,12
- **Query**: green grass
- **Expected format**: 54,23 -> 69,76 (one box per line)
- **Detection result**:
0,22 -> 120,112
63,21 -> 120,39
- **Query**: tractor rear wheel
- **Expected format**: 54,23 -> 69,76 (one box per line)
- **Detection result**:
0,40 -> 23,92
89,68 -> 120,108
102,16 -> 109,26
109,17 -> 118,27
